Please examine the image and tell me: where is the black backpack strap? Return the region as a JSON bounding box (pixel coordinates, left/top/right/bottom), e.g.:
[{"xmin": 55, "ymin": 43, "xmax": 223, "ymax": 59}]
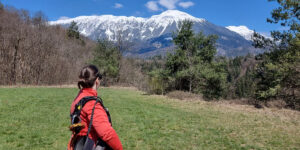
[
  {"xmin": 86, "ymin": 97, "xmax": 112, "ymax": 135},
  {"xmin": 71, "ymin": 96, "xmax": 113, "ymax": 149},
  {"xmin": 71, "ymin": 96, "xmax": 98, "ymax": 120},
  {"xmin": 71, "ymin": 96, "xmax": 112, "ymax": 135},
  {"xmin": 86, "ymin": 99, "xmax": 98, "ymax": 136},
  {"xmin": 73, "ymin": 96, "xmax": 112, "ymax": 133}
]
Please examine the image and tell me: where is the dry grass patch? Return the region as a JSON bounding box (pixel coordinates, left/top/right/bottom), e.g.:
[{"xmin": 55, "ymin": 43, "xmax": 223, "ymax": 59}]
[
  {"xmin": 166, "ymin": 90, "xmax": 203, "ymax": 100},
  {"xmin": 104, "ymin": 86, "xmax": 139, "ymax": 90},
  {"xmin": 160, "ymin": 91, "xmax": 300, "ymax": 124}
]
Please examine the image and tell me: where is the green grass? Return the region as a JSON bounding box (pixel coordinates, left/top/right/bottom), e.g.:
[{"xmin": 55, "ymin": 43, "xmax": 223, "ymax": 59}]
[{"xmin": 0, "ymin": 87, "xmax": 299, "ymax": 150}]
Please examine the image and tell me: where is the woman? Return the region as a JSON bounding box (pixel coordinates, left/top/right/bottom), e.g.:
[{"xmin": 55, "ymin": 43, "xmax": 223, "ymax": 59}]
[{"xmin": 68, "ymin": 65, "xmax": 123, "ymax": 150}]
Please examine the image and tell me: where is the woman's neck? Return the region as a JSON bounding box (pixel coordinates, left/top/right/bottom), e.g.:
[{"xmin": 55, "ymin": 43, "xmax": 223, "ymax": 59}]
[{"xmin": 92, "ymin": 84, "xmax": 97, "ymax": 90}]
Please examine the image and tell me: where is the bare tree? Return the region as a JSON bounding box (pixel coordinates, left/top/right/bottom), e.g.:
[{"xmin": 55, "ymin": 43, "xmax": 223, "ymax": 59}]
[{"xmin": 0, "ymin": 6, "xmax": 95, "ymax": 85}]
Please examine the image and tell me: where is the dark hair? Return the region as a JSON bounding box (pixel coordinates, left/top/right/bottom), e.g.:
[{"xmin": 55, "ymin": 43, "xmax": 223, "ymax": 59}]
[{"xmin": 77, "ymin": 65, "xmax": 102, "ymax": 89}]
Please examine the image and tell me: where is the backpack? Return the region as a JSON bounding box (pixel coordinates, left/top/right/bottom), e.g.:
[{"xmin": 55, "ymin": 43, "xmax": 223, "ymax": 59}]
[{"xmin": 69, "ymin": 96, "xmax": 112, "ymax": 150}]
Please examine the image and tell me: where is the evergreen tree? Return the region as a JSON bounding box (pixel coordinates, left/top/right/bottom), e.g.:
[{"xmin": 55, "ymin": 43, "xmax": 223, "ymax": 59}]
[
  {"xmin": 195, "ymin": 62, "xmax": 227, "ymax": 99},
  {"xmin": 253, "ymin": 0, "xmax": 299, "ymax": 109},
  {"xmin": 173, "ymin": 20, "xmax": 194, "ymax": 50},
  {"xmin": 148, "ymin": 69, "xmax": 171, "ymax": 95},
  {"xmin": 163, "ymin": 20, "xmax": 226, "ymax": 99},
  {"xmin": 92, "ymin": 39, "xmax": 120, "ymax": 85},
  {"xmin": 193, "ymin": 33, "xmax": 217, "ymax": 63},
  {"xmin": 67, "ymin": 21, "xmax": 80, "ymax": 39}
]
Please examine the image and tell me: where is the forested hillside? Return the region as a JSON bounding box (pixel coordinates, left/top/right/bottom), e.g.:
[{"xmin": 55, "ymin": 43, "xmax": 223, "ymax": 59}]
[{"xmin": 0, "ymin": 4, "xmax": 95, "ymax": 85}]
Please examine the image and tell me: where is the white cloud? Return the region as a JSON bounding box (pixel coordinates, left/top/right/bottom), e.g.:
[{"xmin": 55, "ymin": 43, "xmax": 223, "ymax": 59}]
[
  {"xmin": 145, "ymin": 1, "xmax": 160, "ymax": 11},
  {"xmin": 146, "ymin": 0, "xmax": 194, "ymax": 11},
  {"xmin": 158, "ymin": 0, "xmax": 179, "ymax": 9},
  {"xmin": 58, "ymin": 16, "xmax": 70, "ymax": 20},
  {"xmin": 114, "ymin": 3, "xmax": 123, "ymax": 9},
  {"xmin": 178, "ymin": 1, "xmax": 194, "ymax": 8}
]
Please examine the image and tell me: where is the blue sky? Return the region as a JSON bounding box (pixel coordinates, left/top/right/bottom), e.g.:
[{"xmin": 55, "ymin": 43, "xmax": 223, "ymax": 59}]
[{"xmin": 2, "ymin": 0, "xmax": 281, "ymax": 33}]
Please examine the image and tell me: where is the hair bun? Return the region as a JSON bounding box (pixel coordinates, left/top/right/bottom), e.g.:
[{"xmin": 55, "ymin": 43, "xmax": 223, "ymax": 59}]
[
  {"xmin": 83, "ymin": 69, "xmax": 90, "ymax": 79},
  {"xmin": 78, "ymin": 78, "xmax": 85, "ymax": 82},
  {"xmin": 77, "ymin": 65, "xmax": 99, "ymax": 89}
]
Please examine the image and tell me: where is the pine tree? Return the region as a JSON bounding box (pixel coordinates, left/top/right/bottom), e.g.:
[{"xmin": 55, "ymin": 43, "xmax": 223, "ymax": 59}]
[
  {"xmin": 92, "ymin": 39, "xmax": 120, "ymax": 86},
  {"xmin": 164, "ymin": 20, "xmax": 226, "ymax": 99},
  {"xmin": 67, "ymin": 21, "xmax": 80, "ymax": 39},
  {"xmin": 253, "ymin": 0, "xmax": 299, "ymax": 109}
]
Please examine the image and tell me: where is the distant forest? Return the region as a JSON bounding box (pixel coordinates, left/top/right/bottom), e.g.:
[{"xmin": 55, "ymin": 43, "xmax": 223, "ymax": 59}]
[{"xmin": 0, "ymin": 0, "xmax": 299, "ymax": 110}]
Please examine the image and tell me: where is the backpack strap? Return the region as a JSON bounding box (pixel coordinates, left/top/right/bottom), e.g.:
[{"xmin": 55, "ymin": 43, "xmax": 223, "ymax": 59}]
[
  {"xmin": 70, "ymin": 96, "xmax": 112, "ymax": 134},
  {"xmin": 86, "ymin": 99, "xmax": 98, "ymax": 136},
  {"xmin": 86, "ymin": 96, "xmax": 112, "ymax": 136},
  {"xmin": 72, "ymin": 96, "xmax": 99, "ymax": 119},
  {"xmin": 70, "ymin": 96, "xmax": 112, "ymax": 150}
]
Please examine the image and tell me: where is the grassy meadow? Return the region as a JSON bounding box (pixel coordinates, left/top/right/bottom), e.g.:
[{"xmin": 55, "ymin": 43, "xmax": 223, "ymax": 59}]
[{"xmin": 0, "ymin": 87, "xmax": 299, "ymax": 150}]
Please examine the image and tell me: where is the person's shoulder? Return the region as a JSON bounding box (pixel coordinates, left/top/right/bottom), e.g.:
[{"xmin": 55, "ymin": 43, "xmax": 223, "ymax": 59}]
[{"xmin": 82, "ymin": 98, "xmax": 104, "ymax": 112}]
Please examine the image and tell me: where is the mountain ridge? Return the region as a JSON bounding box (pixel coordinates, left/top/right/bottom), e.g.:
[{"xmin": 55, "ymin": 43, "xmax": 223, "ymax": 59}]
[
  {"xmin": 50, "ymin": 10, "xmax": 261, "ymax": 57},
  {"xmin": 50, "ymin": 10, "xmax": 206, "ymax": 41}
]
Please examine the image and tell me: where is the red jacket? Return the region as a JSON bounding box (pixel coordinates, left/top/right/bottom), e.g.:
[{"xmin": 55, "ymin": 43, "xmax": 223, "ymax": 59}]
[{"xmin": 68, "ymin": 88, "xmax": 123, "ymax": 150}]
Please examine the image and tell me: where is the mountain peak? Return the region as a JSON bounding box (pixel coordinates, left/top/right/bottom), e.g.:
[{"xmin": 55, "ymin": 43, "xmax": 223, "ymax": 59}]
[
  {"xmin": 226, "ymin": 25, "xmax": 254, "ymax": 41},
  {"xmin": 151, "ymin": 10, "xmax": 205, "ymax": 22},
  {"xmin": 150, "ymin": 10, "xmax": 205, "ymax": 22}
]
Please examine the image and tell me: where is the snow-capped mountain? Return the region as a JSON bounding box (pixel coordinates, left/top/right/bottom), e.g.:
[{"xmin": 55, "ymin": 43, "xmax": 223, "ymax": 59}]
[
  {"xmin": 226, "ymin": 26, "xmax": 254, "ymax": 41},
  {"xmin": 50, "ymin": 10, "xmax": 205, "ymax": 41},
  {"xmin": 50, "ymin": 10, "xmax": 261, "ymax": 57},
  {"xmin": 226, "ymin": 25, "xmax": 272, "ymax": 41}
]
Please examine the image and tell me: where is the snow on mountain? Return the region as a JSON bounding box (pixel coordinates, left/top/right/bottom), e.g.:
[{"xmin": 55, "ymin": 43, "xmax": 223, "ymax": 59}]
[
  {"xmin": 50, "ymin": 10, "xmax": 205, "ymax": 41},
  {"xmin": 226, "ymin": 25, "xmax": 254, "ymax": 41},
  {"xmin": 50, "ymin": 10, "xmax": 261, "ymax": 57}
]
